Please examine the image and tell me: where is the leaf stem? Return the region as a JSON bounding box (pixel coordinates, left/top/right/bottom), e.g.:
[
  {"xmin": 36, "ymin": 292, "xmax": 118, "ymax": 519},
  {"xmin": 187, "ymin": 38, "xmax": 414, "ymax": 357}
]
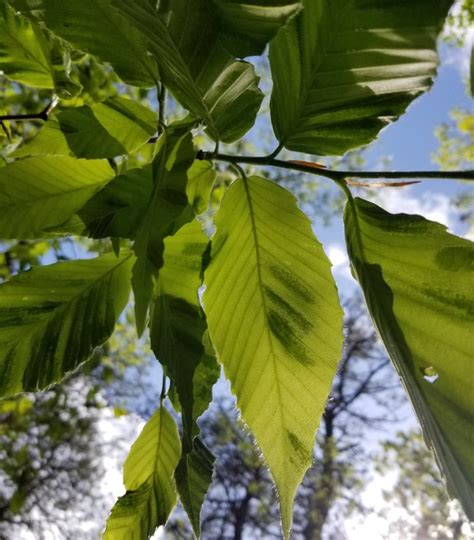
[{"xmin": 197, "ymin": 151, "xmax": 474, "ymax": 183}]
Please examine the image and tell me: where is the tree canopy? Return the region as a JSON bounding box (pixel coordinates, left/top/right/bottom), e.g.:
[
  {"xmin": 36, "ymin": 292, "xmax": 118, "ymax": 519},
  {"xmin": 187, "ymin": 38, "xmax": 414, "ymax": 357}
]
[{"xmin": 0, "ymin": 1, "xmax": 473, "ymax": 538}]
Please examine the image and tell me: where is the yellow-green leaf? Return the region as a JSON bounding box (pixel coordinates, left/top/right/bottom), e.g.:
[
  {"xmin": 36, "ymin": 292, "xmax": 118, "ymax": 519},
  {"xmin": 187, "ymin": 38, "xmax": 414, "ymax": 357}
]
[
  {"xmin": 344, "ymin": 197, "xmax": 474, "ymax": 519},
  {"xmin": 0, "ymin": 156, "xmax": 114, "ymax": 238},
  {"xmin": 203, "ymin": 176, "xmax": 343, "ymax": 536},
  {"xmin": 104, "ymin": 406, "xmax": 181, "ymax": 539},
  {"xmin": 0, "ymin": 252, "xmax": 133, "ymax": 397}
]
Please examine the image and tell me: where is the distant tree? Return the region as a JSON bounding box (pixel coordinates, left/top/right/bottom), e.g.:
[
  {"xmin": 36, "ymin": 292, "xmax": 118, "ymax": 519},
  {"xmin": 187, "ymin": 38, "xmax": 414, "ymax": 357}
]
[
  {"xmin": 0, "ymin": 374, "xmax": 108, "ymax": 539},
  {"xmin": 376, "ymin": 430, "xmax": 473, "ymax": 540}
]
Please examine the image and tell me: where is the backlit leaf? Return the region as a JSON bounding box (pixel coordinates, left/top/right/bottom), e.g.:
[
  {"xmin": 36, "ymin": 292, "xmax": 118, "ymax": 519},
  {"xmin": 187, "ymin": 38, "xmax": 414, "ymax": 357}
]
[
  {"xmin": 9, "ymin": 0, "xmax": 158, "ymax": 87},
  {"xmin": 270, "ymin": 0, "xmax": 454, "ymax": 155},
  {"xmin": 0, "ymin": 252, "xmax": 133, "ymax": 397},
  {"xmin": 104, "ymin": 406, "xmax": 181, "ymax": 539},
  {"xmin": 0, "ymin": 156, "xmax": 114, "ymax": 238},
  {"xmin": 175, "ymin": 438, "xmax": 215, "ymax": 537},
  {"xmin": 211, "ymin": 0, "xmax": 302, "ymax": 57},
  {"xmin": 13, "ymin": 97, "xmax": 156, "ymax": 159},
  {"xmin": 0, "ymin": 0, "xmax": 53, "ymax": 88},
  {"xmin": 113, "ymin": 0, "xmax": 263, "ymax": 142},
  {"xmin": 344, "ymin": 198, "xmax": 474, "ymax": 519},
  {"xmin": 203, "ymin": 176, "xmax": 343, "ymax": 536},
  {"xmin": 131, "ymin": 131, "xmax": 195, "ymax": 335}
]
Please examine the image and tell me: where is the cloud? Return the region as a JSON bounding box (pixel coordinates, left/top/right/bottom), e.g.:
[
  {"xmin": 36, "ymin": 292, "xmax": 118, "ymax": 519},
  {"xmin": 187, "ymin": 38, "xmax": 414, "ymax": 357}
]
[
  {"xmin": 375, "ymin": 189, "xmax": 455, "ymax": 231},
  {"xmin": 327, "ymin": 243, "xmax": 357, "ymax": 287}
]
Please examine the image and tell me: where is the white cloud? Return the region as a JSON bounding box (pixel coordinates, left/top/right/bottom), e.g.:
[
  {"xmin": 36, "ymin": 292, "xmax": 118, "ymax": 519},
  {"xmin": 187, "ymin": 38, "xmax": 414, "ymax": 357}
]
[
  {"xmin": 375, "ymin": 189, "xmax": 455, "ymax": 231},
  {"xmin": 326, "ymin": 243, "xmax": 356, "ymax": 287},
  {"xmin": 327, "ymin": 245, "xmax": 348, "ymax": 267}
]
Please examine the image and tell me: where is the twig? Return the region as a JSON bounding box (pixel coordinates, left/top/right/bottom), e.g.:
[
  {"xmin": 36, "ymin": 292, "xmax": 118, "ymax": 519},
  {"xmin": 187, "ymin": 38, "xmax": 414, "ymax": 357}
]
[
  {"xmin": 197, "ymin": 150, "xmax": 474, "ymax": 183},
  {"xmin": 0, "ymin": 95, "xmax": 59, "ymax": 122}
]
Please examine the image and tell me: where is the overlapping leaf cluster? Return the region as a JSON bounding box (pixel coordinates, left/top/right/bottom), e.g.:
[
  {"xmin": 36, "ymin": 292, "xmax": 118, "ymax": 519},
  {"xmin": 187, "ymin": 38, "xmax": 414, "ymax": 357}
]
[{"xmin": 0, "ymin": 0, "xmax": 472, "ymax": 538}]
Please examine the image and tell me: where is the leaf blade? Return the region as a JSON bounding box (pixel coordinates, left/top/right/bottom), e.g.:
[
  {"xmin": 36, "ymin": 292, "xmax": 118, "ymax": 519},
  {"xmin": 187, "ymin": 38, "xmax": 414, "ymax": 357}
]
[
  {"xmin": 13, "ymin": 97, "xmax": 157, "ymax": 159},
  {"xmin": 9, "ymin": 0, "xmax": 158, "ymax": 87},
  {"xmin": 0, "ymin": 156, "xmax": 114, "ymax": 239},
  {"xmin": 270, "ymin": 0, "xmax": 454, "ymax": 155},
  {"xmin": 0, "ymin": 252, "xmax": 133, "ymax": 397},
  {"xmin": 344, "ymin": 198, "xmax": 474, "ymax": 519},
  {"xmin": 104, "ymin": 406, "xmax": 181, "ymax": 539},
  {"xmin": 203, "ymin": 176, "xmax": 343, "ymax": 536}
]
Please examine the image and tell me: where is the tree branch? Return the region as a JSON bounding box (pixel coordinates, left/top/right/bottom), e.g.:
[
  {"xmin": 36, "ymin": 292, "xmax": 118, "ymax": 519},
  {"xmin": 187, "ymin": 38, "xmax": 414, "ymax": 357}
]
[
  {"xmin": 0, "ymin": 96, "xmax": 59, "ymax": 122},
  {"xmin": 197, "ymin": 150, "xmax": 474, "ymax": 184}
]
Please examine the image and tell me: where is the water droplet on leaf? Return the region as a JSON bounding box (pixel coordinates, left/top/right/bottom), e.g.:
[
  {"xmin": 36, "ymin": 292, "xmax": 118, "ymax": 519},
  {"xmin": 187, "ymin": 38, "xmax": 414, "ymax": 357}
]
[{"xmin": 421, "ymin": 366, "xmax": 439, "ymax": 384}]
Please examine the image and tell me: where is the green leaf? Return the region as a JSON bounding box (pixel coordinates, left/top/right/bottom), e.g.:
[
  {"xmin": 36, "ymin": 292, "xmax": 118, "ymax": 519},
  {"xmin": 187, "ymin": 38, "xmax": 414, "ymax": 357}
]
[
  {"xmin": 113, "ymin": 0, "xmax": 263, "ymax": 143},
  {"xmin": 211, "ymin": 0, "xmax": 302, "ymax": 57},
  {"xmin": 13, "ymin": 97, "xmax": 156, "ymax": 159},
  {"xmin": 175, "ymin": 438, "xmax": 215, "ymax": 538},
  {"xmin": 186, "ymin": 161, "xmax": 216, "ymax": 216},
  {"xmin": 269, "ymin": 0, "xmax": 454, "ymax": 155},
  {"xmin": 203, "ymin": 176, "xmax": 343, "ymax": 536},
  {"xmin": 150, "ymin": 220, "xmax": 216, "ymax": 447},
  {"xmin": 10, "ymin": 0, "xmax": 158, "ymax": 87},
  {"xmin": 0, "ymin": 0, "xmax": 53, "ymax": 88},
  {"xmin": 0, "ymin": 252, "xmax": 133, "ymax": 397},
  {"xmin": 344, "ymin": 198, "xmax": 474, "ymax": 519},
  {"xmin": 132, "ymin": 131, "xmax": 195, "ymax": 335},
  {"xmin": 0, "ymin": 156, "xmax": 114, "ymax": 238},
  {"xmin": 56, "ymin": 157, "xmax": 211, "ymax": 240},
  {"xmin": 60, "ymin": 165, "xmax": 154, "ymax": 239},
  {"xmin": 104, "ymin": 406, "xmax": 181, "ymax": 540},
  {"xmin": 150, "ymin": 221, "xmax": 218, "ymax": 534}
]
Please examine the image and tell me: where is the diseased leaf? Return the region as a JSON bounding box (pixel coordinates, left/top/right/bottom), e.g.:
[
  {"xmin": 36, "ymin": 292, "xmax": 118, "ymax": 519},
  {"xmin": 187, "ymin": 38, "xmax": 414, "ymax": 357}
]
[
  {"xmin": 9, "ymin": 0, "xmax": 158, "ymax": 87},
  {"xmin": 0, "ymin": 252, "xmax": 133, "ymax": 397},
  {"xmin": 270, "ymin": 0, "xmax": 454, "ymax": 155},
  {"xmin": 203, "ymin": 176, "xmax": 343, "ymax": 536},
  {"xmin": 104, "ymin": 407, "xmax": 181, "ymax": 539},
  {"xmin": 344, "ymin": 198, "xmax": 474, "ymax": 520},
  {"xmin": 113, "ymin": 0, "xmax": 263, "ymax": 142},
  {"xmin": 175, "ymin": 438, "xmax": 215, "ymax": 537},
  {"xmin": 132, "ymin": 131, "xmax": 195, "ymax": 335},
  {"xmin": 13, "ymin": 97, "xmax": 156, "ymax": 159},
  {"xmin": 0, "ymin": 156, "xmax": 114, "ymax": 238}
]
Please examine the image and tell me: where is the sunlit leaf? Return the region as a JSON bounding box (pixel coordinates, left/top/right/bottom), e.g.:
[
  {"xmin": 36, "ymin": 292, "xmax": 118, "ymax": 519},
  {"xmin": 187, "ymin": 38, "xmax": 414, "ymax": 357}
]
[
  {"xmin": 132, "ymin": 131, "xmax": 195, "ymax": 335},
  {"xmin": 13, "ymin": 97, "xmax": 156, "ymax": 159},
  {"xmin": 150, "ymin": 220, "xmax": 219, "ymax": 533},
  {"xmin": 113, "ymin": 0, "xmax": 263, "ymax": 142},
  {"xmin": 211, "ymin": 0, "xmax": 302, "ymax": 57},
  {"xmin": 270, "ymin": 0, "xmax": 454, "ymax": 155},
  {"xmin": 0, "ymin": 252, "xmax": 133, "ymax": 397},
  {"xmin": 203, "ymin": 176, "xmax": 343, "ymax": 536},
  {"xmin": 345, "ymin": 197, "xmax": 474, "ymax": 519},
  {"xmin": 0, "ymin": 156, "xmax": 114, "ymax": 238},
  {"xmin": 175, "ymin": 438, "xmax": 215, "ymax": 537},
  {"xmin": 0, "ymin": 0, "xmax": 53, "ymax": 88},
  {"xmin": 104, "ymin": 406, "xmax": 181, "ymax": 539},
  {"xmin": 151, "ymin": 220, "xmax": 216, "ymax": 447},
  {"xmin": 10, "ymin": 0, "xmax": 158, "ymax": 87},
  {"xmin": 186, "ymin": 161, "xmax": 216, "ymax": 216}
]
